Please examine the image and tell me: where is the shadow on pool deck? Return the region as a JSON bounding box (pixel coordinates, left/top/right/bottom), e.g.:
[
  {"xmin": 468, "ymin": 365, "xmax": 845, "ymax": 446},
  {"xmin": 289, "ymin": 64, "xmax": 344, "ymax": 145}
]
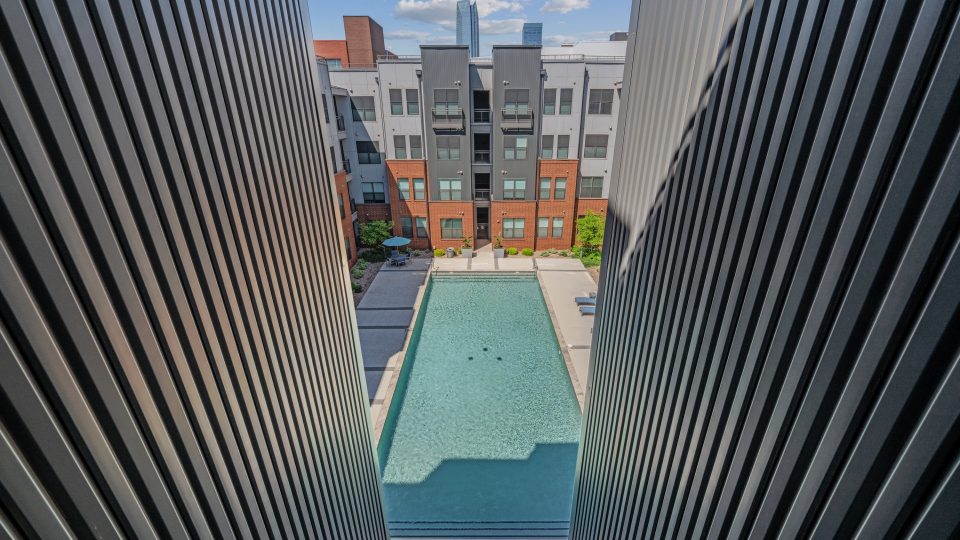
[{"xmin": 384, "ymin": 442, "xmax": 578, "ymax": 537}]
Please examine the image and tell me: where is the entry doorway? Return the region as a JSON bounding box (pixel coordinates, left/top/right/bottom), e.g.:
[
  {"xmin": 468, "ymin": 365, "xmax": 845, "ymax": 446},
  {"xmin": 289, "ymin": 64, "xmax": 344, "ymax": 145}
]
[{"xmin": 476, "ymin": 207, "xmax": 490, "ymax": 245}]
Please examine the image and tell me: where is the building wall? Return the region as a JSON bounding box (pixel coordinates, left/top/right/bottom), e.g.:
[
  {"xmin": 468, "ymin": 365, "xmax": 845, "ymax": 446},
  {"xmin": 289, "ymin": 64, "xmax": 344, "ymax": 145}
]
[
  {"xmin": 386, "ymin": 160, "xmax": 431, "ymax": 249},
  {"xmin": 313, "ymin": 39, "xmax": 350, "ymax": 66},
  {"xmin": 428, "ymin": 201, "xmax": 475, "ymax": 250},
  {"xmin": 421, "ymin": 46, "xmax": 473, "ymax": 199},
  {"xmin": 542, "ymin": 61, "xmax": 587, "ymax": 159},
  {"xmin": 378, "ymin": 61, "xmax": 425, "ymax": 160},
  {"xmin": 334, "ymin": 171, "xmax": 359, "ymax": 266},
  {"xmin": 535, "ymin": 160, "xmax": 580, "ymax": 250},
  {"xmin": 0, "ymin": 0, "xmax": 387, "ymax": 538},
  {"xmin": 573, "ymin": 0, "xmax": 960, "ymax": 539},
  {"xmin": 330, "ymin": 70, "xmax": 387, "ymax": 204},
  {"xmin": 490, "ymin": 201, "xmax": 538, "ymax": 250},
  {"xmin": 492, "ymin": 46, "xmax": 542, "ymax": 201},
  {"xmin": 578, "ymin": 61, "xmax": 622, "ymax": 198},
  {"xmin": 344, "ymin": 16, "xmax": 387, "ymax": 67}
]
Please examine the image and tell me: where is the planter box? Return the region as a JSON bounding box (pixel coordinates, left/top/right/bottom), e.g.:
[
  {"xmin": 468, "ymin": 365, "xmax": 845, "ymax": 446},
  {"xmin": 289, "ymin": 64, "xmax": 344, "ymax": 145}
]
[
  {"xmin": 461, "ymin": 248, "xmax": 473, "ymax": 258},
  {"xmin": 493, "ymin": 248, "xmax": 505, "ymax": 258}
]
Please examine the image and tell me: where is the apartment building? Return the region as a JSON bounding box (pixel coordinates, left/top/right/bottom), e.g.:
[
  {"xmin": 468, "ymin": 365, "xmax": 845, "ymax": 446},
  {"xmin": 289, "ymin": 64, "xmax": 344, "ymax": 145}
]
[{"xmin": 317, "ymin": 40, "xmax": 625, "ymax": 256}]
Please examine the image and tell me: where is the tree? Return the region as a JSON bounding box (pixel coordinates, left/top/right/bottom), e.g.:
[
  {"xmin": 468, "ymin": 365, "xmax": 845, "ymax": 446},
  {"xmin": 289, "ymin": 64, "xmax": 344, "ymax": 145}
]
[
  {"xmin": 359, "ymin": 220, "xmax": 393, "ymax": 248},
  {"xmin": 576, "ymin": 211, "xmax": 605, "ymax": 253}
]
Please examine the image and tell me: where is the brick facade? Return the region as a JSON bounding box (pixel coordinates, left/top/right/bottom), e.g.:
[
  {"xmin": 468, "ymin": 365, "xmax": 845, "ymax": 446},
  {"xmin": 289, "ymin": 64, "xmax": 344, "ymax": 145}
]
[
  {"xmin": 386, "ymin": 160, "xmax": 431, "ymax": 249},
  {"xmin": 429, "ymin": 201, "xmax": 475, "ymax": 251},
  {"xmin": 574, "ymin": 198, "xmax": 608, "ymax": 248},
  {"xmin": 313, "ymin": 40, "xmax": 350, "ymax": 66},
  {"xmin": 343, "ymin": 16, "xmax": 387, "ymax": 67},
  {"xmin": 333, "ymin": 171, "xmax": 358, "ymax": 266},
  {"xmin": 356, "ymin": 203, "xmax": 391, "ymax": 223},
  {"xmin": 535, "ymin": 160, "xmax": 579, "ymax": 250},
  {"xmin": 491, "ymin": 201, "xmax": 538, "ymax": 251}
]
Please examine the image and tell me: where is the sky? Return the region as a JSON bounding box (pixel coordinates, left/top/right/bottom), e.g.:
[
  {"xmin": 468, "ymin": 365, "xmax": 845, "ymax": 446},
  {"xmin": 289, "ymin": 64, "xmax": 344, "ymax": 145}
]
[{"xmin": 307, "ymin": 0, "xmax": 630, "ymax": 56}]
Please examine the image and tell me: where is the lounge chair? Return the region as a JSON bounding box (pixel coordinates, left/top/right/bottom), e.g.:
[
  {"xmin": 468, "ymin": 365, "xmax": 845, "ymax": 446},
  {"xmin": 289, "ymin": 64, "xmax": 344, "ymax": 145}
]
[
  {"xmin": 575, "ymin": 296, "xmax": 596, "ymax": 305},
  {"xmin": 580, "ymin": 305, "xmax": 596, "ymax": 315}
]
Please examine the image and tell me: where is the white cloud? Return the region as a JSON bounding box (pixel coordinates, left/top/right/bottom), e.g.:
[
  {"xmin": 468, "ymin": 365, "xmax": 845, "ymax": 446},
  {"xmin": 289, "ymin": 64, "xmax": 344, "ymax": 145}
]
[
  {"xmin": 541, "ymin": 0, "xmax": 589, "ymax": 14},
  {"xmin": 385, "ymin": 30, "xmax": 434, "ymax": 41},
  {"xmin": 543, "ymin": 30, "xmax": 616, "ymax": 45},
  {"xmin": 395, "ymin": 0, "xmax": 525, "ymax": 31},
  {"xmin": 479, "ymin": 18, "xmax": 526, "ymax": 34}
]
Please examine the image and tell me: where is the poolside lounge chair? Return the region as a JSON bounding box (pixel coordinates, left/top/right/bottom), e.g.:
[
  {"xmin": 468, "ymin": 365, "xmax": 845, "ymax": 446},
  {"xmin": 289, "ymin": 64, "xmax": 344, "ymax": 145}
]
[
  {"xmin": 580, "ymin": 305, "xmax": 596, "ymax": 315},
  {"xmin": 575, "ymin": 296, "xmax": 597, "ymax": 305}
]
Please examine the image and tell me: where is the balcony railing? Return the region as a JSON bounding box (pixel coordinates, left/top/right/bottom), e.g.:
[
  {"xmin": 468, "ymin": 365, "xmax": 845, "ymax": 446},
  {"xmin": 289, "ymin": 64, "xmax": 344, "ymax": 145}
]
[
  {"xmin": 474, "ymin": 189, "xmax": 491, "ymax": 201},
  {"xmin": 335, "ymin": 114, "xmax": 345, "ymax": 132},
  {"xmin": 343, "ymin": 160, "xmax": 352, "ymax": 173},
  {"xmin": 431, "ymin": 105, "xmax": 464, "ymax": 130},
  {"xmin": 473, "ymin": 108, "xmax": 491, "ymax": 123},
  {"xmin": 473, "ymin": 150, "xmax": 490, "ymax": 163},
  {"xmin": 500, "ymin": 107, "xmax": 534, "ymax": 130}
]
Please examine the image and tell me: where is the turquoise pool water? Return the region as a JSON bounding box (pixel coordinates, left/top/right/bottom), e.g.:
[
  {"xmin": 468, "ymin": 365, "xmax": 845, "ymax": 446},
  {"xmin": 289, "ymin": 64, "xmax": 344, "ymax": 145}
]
[{"xmin": 378, "ymin": 273, "xmax": 582, "ymax": 537}]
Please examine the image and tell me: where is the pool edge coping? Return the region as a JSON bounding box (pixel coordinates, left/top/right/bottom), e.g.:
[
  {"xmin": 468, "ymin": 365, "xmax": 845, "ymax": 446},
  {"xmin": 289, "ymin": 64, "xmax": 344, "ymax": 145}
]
[{"xmin": 536, "ymin": 270, "xmax": 587, "ymax": 410}]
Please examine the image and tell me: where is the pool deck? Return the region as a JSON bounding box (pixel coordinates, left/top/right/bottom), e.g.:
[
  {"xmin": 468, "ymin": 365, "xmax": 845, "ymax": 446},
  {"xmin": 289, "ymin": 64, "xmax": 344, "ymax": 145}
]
[{"xmin": 358, "ymin": 250, "xmax": 597, "ymax": 442}]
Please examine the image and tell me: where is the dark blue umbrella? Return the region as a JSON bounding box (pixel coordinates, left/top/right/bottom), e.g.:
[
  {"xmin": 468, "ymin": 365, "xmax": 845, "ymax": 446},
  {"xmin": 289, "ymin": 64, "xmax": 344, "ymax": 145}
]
[{"xmin": 382, "ymin": 236, "xmax": 411, "ymax": 247}]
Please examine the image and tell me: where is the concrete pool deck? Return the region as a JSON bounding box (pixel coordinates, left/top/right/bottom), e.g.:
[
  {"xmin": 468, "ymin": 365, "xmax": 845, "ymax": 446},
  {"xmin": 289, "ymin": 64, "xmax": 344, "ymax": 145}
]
[{"xmin": 357, "ymin": 252, "xmax": 598, "ymax": 440}]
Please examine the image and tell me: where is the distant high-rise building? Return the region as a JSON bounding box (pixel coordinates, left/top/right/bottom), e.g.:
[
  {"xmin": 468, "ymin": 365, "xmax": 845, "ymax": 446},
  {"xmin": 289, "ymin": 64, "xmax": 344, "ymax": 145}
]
[
  {"xmin": 609, "ymin": 31, "xmax": 628, "ymax": 41},
  {"xmin": 522, "ymin": 23, "xmax": 543, "ymax": 45},
  {"xmin": 456, "ymin": 0, "xmax": 480, "ymax": 56}
]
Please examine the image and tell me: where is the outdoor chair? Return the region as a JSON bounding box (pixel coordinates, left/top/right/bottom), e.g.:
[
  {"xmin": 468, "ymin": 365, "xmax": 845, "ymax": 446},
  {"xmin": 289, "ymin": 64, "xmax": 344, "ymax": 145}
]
[
  {"xmin": 580, "ymin": 305, "xmax": 596, "ymax": 315},
  {"xmin": 575, "ymin": 297, "xmax": 597, "ymax": 305}
]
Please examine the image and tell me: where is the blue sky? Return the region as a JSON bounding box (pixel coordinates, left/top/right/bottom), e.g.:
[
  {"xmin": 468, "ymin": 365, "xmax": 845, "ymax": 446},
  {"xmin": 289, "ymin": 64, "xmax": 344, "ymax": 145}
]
[{"xmin": 307, "ymin": 0, "xmax": 630, "ymax": 56}]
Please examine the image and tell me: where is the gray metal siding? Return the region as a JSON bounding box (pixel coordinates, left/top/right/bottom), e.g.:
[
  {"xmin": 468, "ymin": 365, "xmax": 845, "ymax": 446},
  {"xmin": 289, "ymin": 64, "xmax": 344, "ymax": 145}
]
[
  {"xmin": 421, "ymin": 47, "xmax": 472, "ymax": 199},
  {"xmin": 573, "ymin": 0, "xmax": 960, "ymax": 538},
  {"xmin": 0, "ymin": 0, "xmax": 387, "ymax": 538},
  {"xmin": 492, "ymin": 46, "xmax": 542, "ymax": 200}
]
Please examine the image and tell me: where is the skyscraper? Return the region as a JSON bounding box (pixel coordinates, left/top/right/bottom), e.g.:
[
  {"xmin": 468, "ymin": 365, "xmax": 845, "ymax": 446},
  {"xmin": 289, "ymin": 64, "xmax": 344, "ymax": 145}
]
[
  {"xmin": 522, "ymin": 22, "xmax": 543, "ymax": 45},
  {"xmin": 456, "ymin": 0, "xmax": 480, "ymax": 57}
]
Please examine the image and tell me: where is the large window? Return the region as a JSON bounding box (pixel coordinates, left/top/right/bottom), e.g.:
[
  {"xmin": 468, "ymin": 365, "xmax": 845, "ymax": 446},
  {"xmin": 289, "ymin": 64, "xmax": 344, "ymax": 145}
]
[
  {"xmin": 416, "ymin": 216, "xmax": 428, "ymax": 238},
  {"xmin": 406, "ymin": 89, "xmax": 420, "ymax": 115},
  {"xmin": 503, "ymin": 179, "xmax": 526, "ymax": 200},
  {"xmin": 552, "ymin": 217, "xmax": 564, "ymax": 238},
  {"xmin": 351, "ymin": 96, "xmax": 376, "ymax": 121},
  {"xmin": 554, "ymin": 178, "xmax": 567, "ymax": 200},
  {"xmin": 543, "ymin": 89, "xmax": 556, "ymax": 115},
  {"xmin": 389, "ymin": 89, "xmax": 403, "ymax": 115},
  {"xmin": 400, "ymin": 216, "xmax": 414, "ymax": 237},
  {"xmin": 434, "ymin": 89, "xmax": 459, "ymax": 112},
  {"xmin": 539, "ymin": 178, "xmax": 551, "ymax": 200},
  {"xmin": 557, "ymin": 135, "xmax": 570, "ymax": 158},
  {"xmin": 503, "ymin": 218, "xmax": 525, "ymax": 238},
  {"xmin": 504, "ymin": 89, "xmax": 530, "ymax": 114},
  {"xmin": 410, "ymin": 135, "xmax": 423, "ymax": 159},
  {"xmin": 559, "ymin": 88, "xmax": 573, "ymax": 114},
  {"xmin": 440, "ymin": 218, "xmax": 463, "ymax": 239},
  {"xmin": 362, "ymin": 182, "xmax": 385, "ymax": 203},
  {"xmin": 583, "ymin": 134, "xmax": 609, "ymax": 158},
  {"xmin": 541, "ymin": 135, "xmax": 553, "ymax": 159},
  {"xmin": 398, "ymin": 178, "xmax": 410, "ymax": 201},
  {"xmin": 356, "ymin": 140, "xmax": 381, "ymax": 164},
  {"xmin": 413, "ymin": 178, "xmax": 426, "ymax": 200},
  {"xmin": 437, "ymin": 136, "xmax": 460, "ymax": 160},
  {"xmin": 538, "ymin": 217, "xmax": 549, "ymax": 238},
  {"xmin": 580, "ymin": 176, "xmax": 604, "ymax": 198},
  {"xmin": 394, "ymin": 135, "xmax": 407, "ymax": 159},
  {"xmin": 588, "ymin": 89, "xmax": 614, "ymax": 114},
  {"xmin": 439, "ymin": 179, "xmax": 462, "ymax": 200},
  {"xmin": 504, "ymin": 136, "xmax": 528, "ymax": 160}
]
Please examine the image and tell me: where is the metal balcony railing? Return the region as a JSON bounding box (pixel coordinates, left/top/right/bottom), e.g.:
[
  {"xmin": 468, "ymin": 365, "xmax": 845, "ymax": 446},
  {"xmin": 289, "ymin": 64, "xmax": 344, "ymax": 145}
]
[
  {"xmin": 336, "ymin": 114, "xmax": 345, "ymax": 132},
  {"xmin": 474, "ymin": 189, "xmax": 491, "ymax": 201},
  {"xmin": 500, "ymin": 107, "xmax": 534, "ymax": 130},
  {"xmin": 431, "ymin": 105, "xmax": 464, "ymax": 130},
  {"xmin": 473, "ymin": 108, "xmax": 491, "ymax": 123},
  {"xmin": 473, "ymin": 150, "xmax": 490, "ymax": 163},
  {"xmin": 343, "ymin": 160, "xmax": 352, "ymax": 173}
]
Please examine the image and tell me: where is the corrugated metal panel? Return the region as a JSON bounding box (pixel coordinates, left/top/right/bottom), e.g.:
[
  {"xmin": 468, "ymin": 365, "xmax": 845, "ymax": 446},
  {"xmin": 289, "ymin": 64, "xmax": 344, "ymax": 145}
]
[
  {"xmin": 0, "ymin": 0, "xmax": 387, "ymax": 538},
  {"xmin": 572, "ymin": 0, "xmax": 960, "ymax": 537}
]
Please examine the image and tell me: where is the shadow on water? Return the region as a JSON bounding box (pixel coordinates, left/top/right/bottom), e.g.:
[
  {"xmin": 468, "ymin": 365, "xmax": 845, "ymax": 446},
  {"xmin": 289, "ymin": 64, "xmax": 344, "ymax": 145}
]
[{"xmin": 384, "ymin": 442, "xmax": 579, "ymax": 537}]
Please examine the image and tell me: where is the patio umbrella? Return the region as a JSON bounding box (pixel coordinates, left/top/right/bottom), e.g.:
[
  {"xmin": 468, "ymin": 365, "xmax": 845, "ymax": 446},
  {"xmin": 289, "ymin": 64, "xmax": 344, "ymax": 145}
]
[{"xmin": 382, "ymin": 236, "xmax": 411, "ymax": 248}]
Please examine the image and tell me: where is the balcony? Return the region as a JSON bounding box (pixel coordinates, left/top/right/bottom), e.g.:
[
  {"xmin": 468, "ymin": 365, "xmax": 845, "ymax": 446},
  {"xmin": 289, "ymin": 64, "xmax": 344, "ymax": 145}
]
[
  {"xmin": 473, "ymin": 108, "xmax": 491, "ymax": 123},
  {"xmin": 343, "ymin": 159, "xmax": 352, "ymax": 173},
  {"xmin": 474, "ymin": 150, "xmax": 491, "ymax": 164},
  {"xmin": 474, "ymin": 189, "xmax": 491, "ymax": 201},
  {"xmin": 335, "ymin": 114, "xmax": 346, "ymax": 135},
  {"xmin": 500, "ymin": 107, "xmax": 534, "ymax": 130},
  {"xmin": 431, "ymin": 105, "xmax": 464, "ymax": 130}
]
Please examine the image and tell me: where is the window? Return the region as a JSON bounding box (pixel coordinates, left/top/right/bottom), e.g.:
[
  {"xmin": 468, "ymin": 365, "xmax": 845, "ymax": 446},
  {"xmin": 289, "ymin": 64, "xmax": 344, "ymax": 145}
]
[
  {"xmin": 440, "ymin": 218, "xmax": 462, "ymax": 239},
  {"xmin": 504, "ymin": 136, "xmax": 528, "ymax": 160},
  {"xmin": 588, "ymin": 89, "xmax": 614, "ymax": 114},
  {"xmin": 391, "ymin": 135, "xmax": 406, "ymax": 159},
  {"xmin": 322, "ymin": 98, "xmax": 330, "ymax": 123},
  {"xmin": 503, "ymin": 179, "xmax": 526, "ymax": 200},
  {"xmin": 434, "ymin": 89, "xmax": 459, "ymax": 112},
  {"xmin": 362, "ymin": 182, "xmax": 385, "ymax": 203},
  {"xmin": 580, "ymin": 176, "xmax": 604, "ymax": 198},
  {"xmin": 539, "ymin": 178, "xmax": 551, "ymax": 200},
  {"xmin": 406, "ymin": 89, "xmax": 420, "ymax": 115},
  {"xmin": 554, "ymin": 178, "xmax": 567, "ymax": 200},
  {"xmin": 329, "ymin": 145, "xmax": 337, "ymax": 171},
  {"xmin": 398, "ymin": 178, "xmax": 410, "ymax": 201},
  {"xmin": 351, "ymin": 96, "xmax": 376, "ymax": 121},
  {"xmin": 413, "ymin": 178, "xmax": 426, "ymax": 200},
  {"xmin": 409, "ymin": 135, "xmax": 423, "ymax": 159},
  {"xmin": 328, "ymin": 59, "xmax": 342, "ymax": 69},
  {"xmin": 503, "ymin": 218, "xmax": 525, "ymax": 238},
  {"xmin": 541, "ymin": 135, "xmax": 553, "ymax": 159},
  {"xmin": 504, "ymin": 89, "xmax": 530, "ymax": 114},
  {"xmin": 559, "ymin": 88, "xmax": 573, "ymax": 114},
  {"xmin": 344, "ymin": 234, "xmax": 351, "ymax": 260},
  {"xmin": 552, "ymin": 217, "xmax": 564, "ymax": 238},
  {"xmin": 356, "ymin": 140, "xmax": 381, "ymax": 164},
  {"xmin": 538, "ymin": 217, "xmax": 549, "ymax": 238},
  {"xmin": 437, "ymin": 136, "xmax": 460, "ymax": 160},
  {"xmin": 583, "ymin": 134, "xmax": 609, "ymax": 158},
  {"xmin": 390, "ymin": 89, "xmax": 403, "ymax": 115},
  {"xmin": 557, "ymin": 135, "xmax": 570, "ymax": 158},
  {"xmin": 416, "ymin": 216, "xmax": 428, "ymax": 238},
  {"xmin": 543, "ymin": 89, "xmax": 556, "ymax": 115},
  {"xmin": 439, "ymin": 179, "xmax": 462, "ymax": 200},
  {"xmin": 400, "ymin": 216, "xmax": 414, "ymax": 237},
  {"xmin": 338, "ymin": 193, "xmax": 345, "ymax": 219}
]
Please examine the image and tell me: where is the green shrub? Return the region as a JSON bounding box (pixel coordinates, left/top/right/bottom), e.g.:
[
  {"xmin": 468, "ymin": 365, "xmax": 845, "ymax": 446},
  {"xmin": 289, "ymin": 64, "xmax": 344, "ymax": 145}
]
[
  {"xmin": 506, "ymin": 247, "xmax": 518, "ymax": 256},
  {"xmin": 411, "ymin": 250, "xmax": 422, "ymax": 257},
  {"xmin": 351, "ymin": 282, "xmax": 363, "ymax": 293},
  {"xmin": 354, "ymin": 259, "xmax": 368, "ymax": 271},
  {"xmin": 521, "ymin": 247, "xmax": 534, "ymax": 256},
  {"xmin": 433, "ymin": 248, "xmax": 445, "ymax": 257},
  {"xmin": 558, "ymin": 250, "xmax": 569, "ymax": 257},
  {"xmin": 359, "ymin": 220, "xmax": 393, "ymax": 248},
  {"xmin": 350, "ymin": 268, "xmax": 364, "ymax": 279},
  {"xmin": 540, "ymin": 251, "xmax": 552, "ymax": 257},
  {"xmin": 580, "ymin": 251, "xmax": 602, "ymax": 267},
  {"xmin": 576, "ymin": 211, "xmax": 605, "ymax": 251},
  {"xmin": 570, "ymin": 245, "xmax": 582, "ymax": 257},
  {"xmin": 360, "ymin": 249, "xmax": 385, "ymax": 262}
]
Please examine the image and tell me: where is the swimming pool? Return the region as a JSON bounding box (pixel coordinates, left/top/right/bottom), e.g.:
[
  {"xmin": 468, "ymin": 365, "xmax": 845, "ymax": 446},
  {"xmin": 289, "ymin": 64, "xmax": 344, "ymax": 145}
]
[{"xmin": 378, "ymin": 273, "xmax": 582, "ymax": 537}]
